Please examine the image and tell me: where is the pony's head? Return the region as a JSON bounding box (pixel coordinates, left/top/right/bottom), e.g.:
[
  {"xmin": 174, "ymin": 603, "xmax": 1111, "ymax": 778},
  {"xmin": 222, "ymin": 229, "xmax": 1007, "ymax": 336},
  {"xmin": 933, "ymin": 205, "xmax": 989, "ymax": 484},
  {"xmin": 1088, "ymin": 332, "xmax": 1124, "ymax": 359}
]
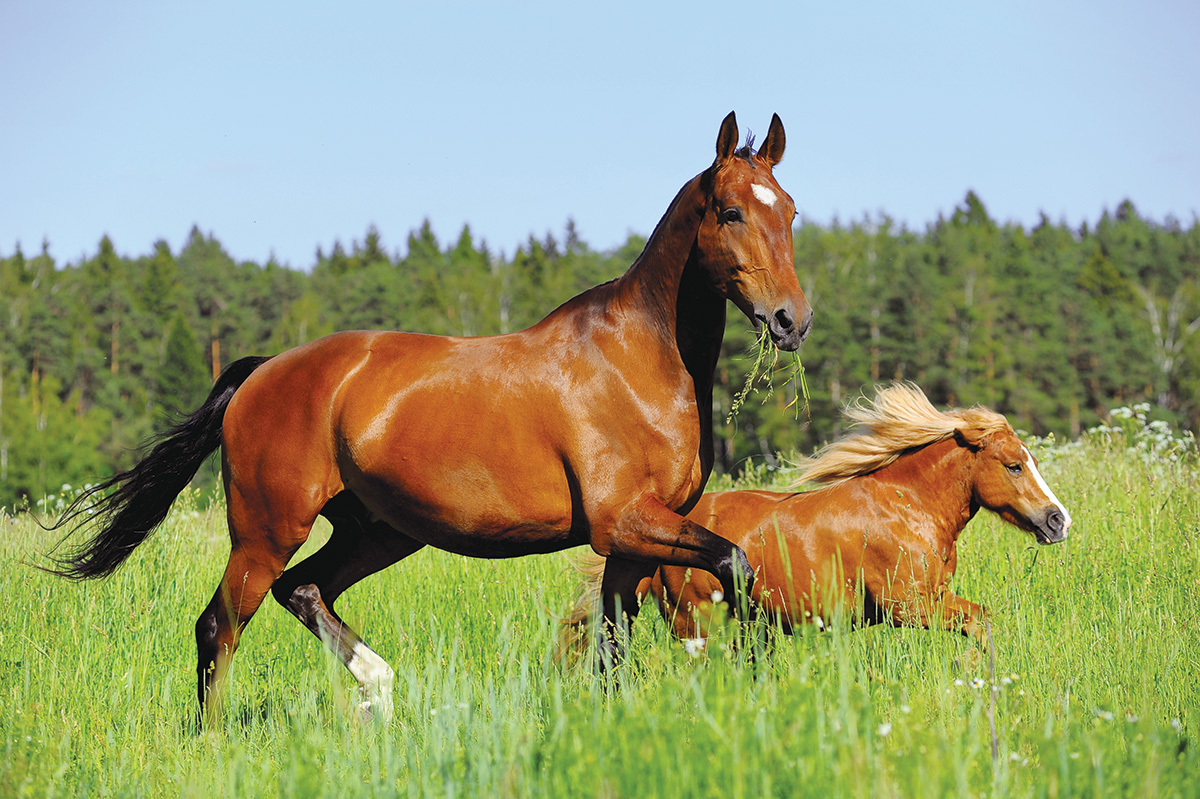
[
  {"xmin": 792, "ymin": 382, "xmax": 1072, "ymax": 545},
  {"xmin": 957, "ymin": 424, "xmax": 1072, "ymax": 544},
  {"xmin": 696, "ymin": 112, "xmax": 812, "ymax": 351}
]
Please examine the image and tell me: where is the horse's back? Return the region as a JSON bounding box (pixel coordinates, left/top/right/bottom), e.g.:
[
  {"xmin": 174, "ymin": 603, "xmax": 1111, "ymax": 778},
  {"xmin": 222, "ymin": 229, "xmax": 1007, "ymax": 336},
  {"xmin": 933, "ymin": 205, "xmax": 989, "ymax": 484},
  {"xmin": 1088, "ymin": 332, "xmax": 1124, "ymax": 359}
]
[{"xmin": 220, "ymin": 329, "xmax": 574, "ymax": 541}]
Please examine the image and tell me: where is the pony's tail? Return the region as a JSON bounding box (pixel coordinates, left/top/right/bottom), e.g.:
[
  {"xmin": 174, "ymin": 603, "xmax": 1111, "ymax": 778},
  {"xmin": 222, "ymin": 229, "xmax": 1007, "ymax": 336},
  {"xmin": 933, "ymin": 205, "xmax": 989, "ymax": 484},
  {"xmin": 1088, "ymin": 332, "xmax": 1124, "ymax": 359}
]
[
  {"xmin": 555, "ymin": 550, "xmax": 608, "ymax": 661},
  {"xmin": 45, "ymin": 356, "xmax": 271, "ymax": 580}
]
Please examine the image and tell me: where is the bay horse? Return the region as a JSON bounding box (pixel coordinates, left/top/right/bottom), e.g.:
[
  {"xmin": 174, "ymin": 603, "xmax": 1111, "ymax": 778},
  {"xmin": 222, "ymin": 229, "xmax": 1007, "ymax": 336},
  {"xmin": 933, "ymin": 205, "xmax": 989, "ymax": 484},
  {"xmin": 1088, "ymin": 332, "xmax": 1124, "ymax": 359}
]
[
  {"xmin": 49, "ymin": 112, "xmax": 812, "ymax": 721},
  {"xmin": 564, "ymin": 383, "xmax": 1071, "ymax": 646}
]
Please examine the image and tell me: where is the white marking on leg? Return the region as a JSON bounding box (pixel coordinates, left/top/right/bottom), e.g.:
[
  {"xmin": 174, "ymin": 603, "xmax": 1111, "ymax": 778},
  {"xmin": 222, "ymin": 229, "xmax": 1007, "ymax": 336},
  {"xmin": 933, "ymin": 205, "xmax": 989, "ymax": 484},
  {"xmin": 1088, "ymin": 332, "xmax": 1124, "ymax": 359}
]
[
  {"xmin": 751, "ymin": 183, "xmax": 778, "ymax": 207},
  {"xmin": 347, "ymin": 641, "xmax": 394, "ymax": 721},
  {"xmin": 1021, "ymin": 446, "xmax": 1072, "ymax": 528}
]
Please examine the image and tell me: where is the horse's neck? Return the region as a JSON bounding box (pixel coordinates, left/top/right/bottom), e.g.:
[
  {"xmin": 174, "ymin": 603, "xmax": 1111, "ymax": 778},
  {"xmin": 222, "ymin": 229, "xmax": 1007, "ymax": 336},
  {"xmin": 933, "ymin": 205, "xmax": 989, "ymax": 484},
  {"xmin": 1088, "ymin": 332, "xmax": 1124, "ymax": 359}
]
[
  {"xmin": 887, "ymin": 440, "xmax": 978, "ymax": 544},
  {"xmin": 614, "ymin": 174, "xmax": 726, "ymax": 373},
  {"xmin": 603, "ymin": 173, "xmax": 723, "ymax": 478}
]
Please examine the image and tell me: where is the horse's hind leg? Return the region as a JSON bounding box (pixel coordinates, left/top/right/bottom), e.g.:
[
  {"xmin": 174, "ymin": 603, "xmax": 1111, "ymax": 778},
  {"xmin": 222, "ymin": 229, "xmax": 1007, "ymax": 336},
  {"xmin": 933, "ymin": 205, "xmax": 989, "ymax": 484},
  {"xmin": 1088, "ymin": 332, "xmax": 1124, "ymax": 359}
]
[
  {"xmin": 195, "ymin": 484, "xmax": 316, "ymax": 725},
  {"xmin": 271, "ymin": 492, "xmax": 424, "ymax": 720},
  {"xmin": 196, "ymin": 542, "xmax": 300, "ymax": 724}
]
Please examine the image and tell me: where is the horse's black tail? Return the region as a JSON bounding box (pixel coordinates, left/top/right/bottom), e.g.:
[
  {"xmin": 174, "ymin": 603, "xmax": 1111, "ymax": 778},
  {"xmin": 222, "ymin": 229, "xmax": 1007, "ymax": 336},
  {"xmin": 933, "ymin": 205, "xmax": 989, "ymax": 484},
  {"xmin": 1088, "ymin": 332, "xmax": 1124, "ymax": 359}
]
[{"xmin": 45, "ymin": 355, "xmax": 272, "ymax": 580}]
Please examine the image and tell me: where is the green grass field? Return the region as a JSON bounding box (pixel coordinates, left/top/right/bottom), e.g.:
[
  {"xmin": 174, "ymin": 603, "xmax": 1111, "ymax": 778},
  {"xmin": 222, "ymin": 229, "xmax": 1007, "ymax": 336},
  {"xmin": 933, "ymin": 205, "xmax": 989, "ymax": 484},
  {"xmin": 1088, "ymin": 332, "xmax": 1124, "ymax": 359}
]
[{"xmin": 3, "ymin": 424, "xmax": 1198, "ymax": 798}]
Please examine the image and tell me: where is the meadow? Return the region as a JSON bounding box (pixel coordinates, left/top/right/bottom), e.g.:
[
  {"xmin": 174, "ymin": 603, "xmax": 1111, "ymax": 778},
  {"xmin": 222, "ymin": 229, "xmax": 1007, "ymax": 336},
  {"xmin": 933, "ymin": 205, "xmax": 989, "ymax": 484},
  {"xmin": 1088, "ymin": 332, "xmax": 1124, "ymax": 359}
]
[{"xmin": 2, "ymin": 414, "xmax": 1198, "ymax": 798}]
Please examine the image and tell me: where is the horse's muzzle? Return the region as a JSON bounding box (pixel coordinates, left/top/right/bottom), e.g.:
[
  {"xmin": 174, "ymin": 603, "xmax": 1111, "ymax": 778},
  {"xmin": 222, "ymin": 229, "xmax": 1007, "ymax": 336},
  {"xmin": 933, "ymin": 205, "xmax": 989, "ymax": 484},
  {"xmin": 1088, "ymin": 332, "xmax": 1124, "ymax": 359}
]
[{"xmin": 756, "ymin": 303, "xmax": 813, "ymax": 352}]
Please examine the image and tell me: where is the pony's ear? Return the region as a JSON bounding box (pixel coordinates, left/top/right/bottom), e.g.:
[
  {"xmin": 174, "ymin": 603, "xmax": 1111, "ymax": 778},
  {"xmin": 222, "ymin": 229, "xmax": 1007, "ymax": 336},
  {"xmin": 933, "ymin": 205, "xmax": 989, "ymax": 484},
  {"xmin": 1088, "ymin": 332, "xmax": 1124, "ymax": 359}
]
[
  {"xmin": 954, "ymin": 426, "xmax": 987, "ymax": 451},
  {"xmin": 715, "ymin": 111, "xmax": 739, "ymax": 161},
  {"xmin": 758, "ymin": 113, "xmax": 786, "ymax": 167}
]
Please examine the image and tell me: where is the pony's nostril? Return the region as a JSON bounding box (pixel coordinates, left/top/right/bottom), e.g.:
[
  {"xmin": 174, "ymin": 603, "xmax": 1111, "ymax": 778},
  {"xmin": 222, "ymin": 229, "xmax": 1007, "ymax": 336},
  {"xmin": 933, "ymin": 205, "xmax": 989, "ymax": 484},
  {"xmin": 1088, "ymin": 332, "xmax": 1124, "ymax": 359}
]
[
  {"xmin": 774, "ymin": 308, "xmax": 794, "ymax": 331},
  {"xmin": 1046, "ymin": 510, "xmax": 1064, "ymax": 533}
]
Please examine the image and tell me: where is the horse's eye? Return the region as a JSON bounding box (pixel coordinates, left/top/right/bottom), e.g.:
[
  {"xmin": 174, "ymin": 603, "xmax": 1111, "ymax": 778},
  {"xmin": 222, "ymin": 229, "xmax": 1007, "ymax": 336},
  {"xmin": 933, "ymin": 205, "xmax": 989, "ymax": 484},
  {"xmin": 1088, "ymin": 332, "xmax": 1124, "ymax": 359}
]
[
  {"xmin": 1006, "ymin": 463, "xmax": 1023, "ymax": 475},
  {"xmin": 723, "ymin": 207, "xmax": 744, "ymax": 224}
]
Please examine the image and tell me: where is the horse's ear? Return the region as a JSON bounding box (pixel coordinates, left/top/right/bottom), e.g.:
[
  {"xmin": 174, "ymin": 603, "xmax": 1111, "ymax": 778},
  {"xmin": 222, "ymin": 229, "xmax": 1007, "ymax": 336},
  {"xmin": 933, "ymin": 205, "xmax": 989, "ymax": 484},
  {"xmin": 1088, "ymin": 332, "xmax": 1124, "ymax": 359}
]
[
  {"xmin": 715, "ymin": 111, "xmax": 739, "ymax": 161},
  {"xmin": 758, "ymin": 113, "xmax": 786, "ymax": 167},
  {"xmin": 954, "ymin": 426, "xmax": 987, "ymax": 452}
]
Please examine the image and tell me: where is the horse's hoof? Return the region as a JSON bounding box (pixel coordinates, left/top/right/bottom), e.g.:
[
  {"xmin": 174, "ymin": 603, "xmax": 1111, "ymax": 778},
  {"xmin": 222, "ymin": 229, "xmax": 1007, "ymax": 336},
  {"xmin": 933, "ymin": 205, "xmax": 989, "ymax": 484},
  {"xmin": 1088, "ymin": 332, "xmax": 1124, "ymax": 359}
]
[{"xmin": 356, "ymin": 695, "xmax": 393, "ymax": 725}]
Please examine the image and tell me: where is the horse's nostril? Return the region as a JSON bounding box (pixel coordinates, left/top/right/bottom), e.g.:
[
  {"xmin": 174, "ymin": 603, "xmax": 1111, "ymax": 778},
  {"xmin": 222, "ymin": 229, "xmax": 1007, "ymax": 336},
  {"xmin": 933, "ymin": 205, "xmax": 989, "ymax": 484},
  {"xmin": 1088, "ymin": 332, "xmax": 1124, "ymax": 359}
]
[
  {"xmin": 1046, "ymin": 510, "xmax": 1064, "ymax": 532},
  {"xmin": 774, "ymin": 308, "xmax": 794, "ymax": 331},
  {"xmin": 798, "ymin": 307, "xmax": 814, "ymax": 340}
]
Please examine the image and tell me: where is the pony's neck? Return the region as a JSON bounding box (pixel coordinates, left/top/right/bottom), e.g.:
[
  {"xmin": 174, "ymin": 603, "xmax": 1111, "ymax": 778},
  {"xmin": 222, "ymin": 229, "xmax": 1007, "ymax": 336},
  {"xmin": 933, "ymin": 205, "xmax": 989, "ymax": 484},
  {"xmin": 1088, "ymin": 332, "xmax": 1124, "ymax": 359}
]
[{"xmin": 882, "ymin": 439, "xmax": 978, "ymax": 546}]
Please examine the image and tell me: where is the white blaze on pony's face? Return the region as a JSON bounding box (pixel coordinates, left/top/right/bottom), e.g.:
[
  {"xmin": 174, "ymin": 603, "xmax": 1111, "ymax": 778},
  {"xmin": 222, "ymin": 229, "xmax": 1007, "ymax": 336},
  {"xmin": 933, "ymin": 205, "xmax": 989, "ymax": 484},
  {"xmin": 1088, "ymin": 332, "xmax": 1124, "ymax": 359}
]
[
  {"xmin": 1020, "ymin": 444, "xmax": 1072, "ymax": 531},
  {"xmin": 972, "ymin": 429, "xmax": 1072, "ymax": 545}
]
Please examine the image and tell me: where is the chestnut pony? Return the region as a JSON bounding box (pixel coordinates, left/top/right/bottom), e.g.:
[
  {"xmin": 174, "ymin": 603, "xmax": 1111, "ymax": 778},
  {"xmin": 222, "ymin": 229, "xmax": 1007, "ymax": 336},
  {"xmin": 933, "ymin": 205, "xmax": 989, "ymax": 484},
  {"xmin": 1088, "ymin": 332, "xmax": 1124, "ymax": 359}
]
[
  {"xmin": 565, "ymin": 383, "xmax": 1071, "ymax": 645},
  {"xmin": 49, "ymin": 112, "xmax": 811, "ymax": 720}
]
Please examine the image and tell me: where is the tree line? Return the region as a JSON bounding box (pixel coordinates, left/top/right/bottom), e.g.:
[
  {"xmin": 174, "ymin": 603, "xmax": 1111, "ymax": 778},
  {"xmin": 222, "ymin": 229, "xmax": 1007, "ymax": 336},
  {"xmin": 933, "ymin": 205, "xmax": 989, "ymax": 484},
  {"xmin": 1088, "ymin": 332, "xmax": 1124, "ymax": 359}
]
[{"xmin": 2, "ymin": 192, "xmax": 1198, "ymax": 508}]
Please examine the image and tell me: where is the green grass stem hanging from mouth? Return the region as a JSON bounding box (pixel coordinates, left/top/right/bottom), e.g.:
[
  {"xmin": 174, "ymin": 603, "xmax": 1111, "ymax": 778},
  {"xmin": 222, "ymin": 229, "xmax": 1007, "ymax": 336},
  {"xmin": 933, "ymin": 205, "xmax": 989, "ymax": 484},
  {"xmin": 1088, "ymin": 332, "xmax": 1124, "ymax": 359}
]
[{"xmin": 727, "ymin": 325, "xmax": 811, "ymax": 424}]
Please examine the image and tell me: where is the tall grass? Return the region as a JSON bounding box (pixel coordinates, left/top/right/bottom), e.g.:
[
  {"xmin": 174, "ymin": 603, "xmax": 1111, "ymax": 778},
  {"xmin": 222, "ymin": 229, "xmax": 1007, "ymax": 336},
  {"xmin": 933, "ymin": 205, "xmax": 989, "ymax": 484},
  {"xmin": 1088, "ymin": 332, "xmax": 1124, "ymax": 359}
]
[{"xmin": 2, "ymin": 425, "xmax": 1198, "ymax": 797}]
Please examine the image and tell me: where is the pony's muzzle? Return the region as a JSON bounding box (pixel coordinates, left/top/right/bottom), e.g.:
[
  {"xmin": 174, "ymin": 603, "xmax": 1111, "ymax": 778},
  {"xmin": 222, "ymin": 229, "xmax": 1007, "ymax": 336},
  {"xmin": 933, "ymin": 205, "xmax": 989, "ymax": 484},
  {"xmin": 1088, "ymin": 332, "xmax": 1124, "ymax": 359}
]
[{"xmin": 1035, "ymin": 508, "xmax": 1070, "ymax": 544}]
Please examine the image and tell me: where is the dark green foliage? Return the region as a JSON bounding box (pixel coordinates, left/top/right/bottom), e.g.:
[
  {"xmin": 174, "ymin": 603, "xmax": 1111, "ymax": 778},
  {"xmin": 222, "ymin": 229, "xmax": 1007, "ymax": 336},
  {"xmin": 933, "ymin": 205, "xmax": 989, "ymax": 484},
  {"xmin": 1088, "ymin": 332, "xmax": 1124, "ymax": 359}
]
[
  {"xmin": 1, "ymin": 194, "xmax": 1198, "ymax": 507},
  {"xmin": 157, "ymin": 312, "xmax": 210, "ymax": 416}
]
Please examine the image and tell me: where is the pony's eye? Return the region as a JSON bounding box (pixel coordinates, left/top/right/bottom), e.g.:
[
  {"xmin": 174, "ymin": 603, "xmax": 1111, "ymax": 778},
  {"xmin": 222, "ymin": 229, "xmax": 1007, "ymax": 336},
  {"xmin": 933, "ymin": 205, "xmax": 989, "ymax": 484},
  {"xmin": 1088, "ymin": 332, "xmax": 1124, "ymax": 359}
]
[
  {"xmin": 723, "ymin": 207, "xmax": 744, "ymax": 224},
  {"xmin": 1006, "ymin": 463, "xmax": 1023, "ymax": 475}
]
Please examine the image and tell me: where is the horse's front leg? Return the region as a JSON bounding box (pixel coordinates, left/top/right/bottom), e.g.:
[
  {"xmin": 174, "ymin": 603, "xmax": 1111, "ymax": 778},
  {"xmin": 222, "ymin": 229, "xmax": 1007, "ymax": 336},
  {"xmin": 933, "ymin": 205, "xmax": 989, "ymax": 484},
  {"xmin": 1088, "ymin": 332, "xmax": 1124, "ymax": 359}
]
[
  {"xmin": 592, "ymin": 494, "xmax": 756, "ymax": 672},
  {"xmin": 595, "ymin": 556, "xmax": 656, "ymax": 678}
]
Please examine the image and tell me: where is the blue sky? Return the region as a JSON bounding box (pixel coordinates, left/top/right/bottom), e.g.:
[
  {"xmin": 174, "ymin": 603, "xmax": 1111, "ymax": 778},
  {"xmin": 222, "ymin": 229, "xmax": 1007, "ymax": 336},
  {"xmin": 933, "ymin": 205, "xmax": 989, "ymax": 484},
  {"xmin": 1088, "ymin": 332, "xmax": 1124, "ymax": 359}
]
[{"xmin": 2, "ymin": 1, "xmax": 1197, "ymax": 268}]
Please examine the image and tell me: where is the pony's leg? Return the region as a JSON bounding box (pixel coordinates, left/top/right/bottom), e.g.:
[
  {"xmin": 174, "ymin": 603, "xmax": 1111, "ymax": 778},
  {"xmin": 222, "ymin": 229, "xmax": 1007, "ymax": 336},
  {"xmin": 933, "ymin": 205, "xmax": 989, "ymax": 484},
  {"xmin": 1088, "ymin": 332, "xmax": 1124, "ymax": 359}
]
[
  {"xmin": 939, "ymin": 593, "xmax": 988, "ymax": 642},
  {"xmin": 895, "ymin": 591, "xmax": 988, "ymax": 643},
  {"xmin": 271, "ymin": 500, "xmax": 424, "ymax": 720}
]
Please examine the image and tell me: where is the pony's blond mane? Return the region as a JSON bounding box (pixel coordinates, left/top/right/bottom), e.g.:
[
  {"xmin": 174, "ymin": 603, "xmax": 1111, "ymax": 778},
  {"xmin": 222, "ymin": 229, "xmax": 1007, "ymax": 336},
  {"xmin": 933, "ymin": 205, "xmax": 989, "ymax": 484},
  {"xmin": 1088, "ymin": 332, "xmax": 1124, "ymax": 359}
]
[{"xmin": 790, "ymin": 382, "xmax": 1012, "ymax": 488}]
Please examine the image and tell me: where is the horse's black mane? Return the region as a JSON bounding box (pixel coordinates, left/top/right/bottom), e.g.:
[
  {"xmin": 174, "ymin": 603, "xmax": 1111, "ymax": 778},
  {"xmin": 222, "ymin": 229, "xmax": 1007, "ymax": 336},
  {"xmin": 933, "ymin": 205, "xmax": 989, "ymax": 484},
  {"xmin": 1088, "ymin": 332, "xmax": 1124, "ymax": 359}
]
[{"xmin": 735, "ymin": 131, "xmax": 757, "ymax": 167}]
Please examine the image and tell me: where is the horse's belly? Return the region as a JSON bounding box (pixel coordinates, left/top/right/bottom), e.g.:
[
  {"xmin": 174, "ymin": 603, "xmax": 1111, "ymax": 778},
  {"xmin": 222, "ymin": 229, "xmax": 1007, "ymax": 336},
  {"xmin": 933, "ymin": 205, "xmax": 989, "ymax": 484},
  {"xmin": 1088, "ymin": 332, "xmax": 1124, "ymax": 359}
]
[
  {"xmin": 415, "ymin": 520, "xmax": 585, "ymax": 558},
  {"xmin": 377, "ymin": 506, "xmax": 583, "ymax": 558},
  {"xmin": 351, "ymin": 460, "xmax": 582, "ymax": 558}
]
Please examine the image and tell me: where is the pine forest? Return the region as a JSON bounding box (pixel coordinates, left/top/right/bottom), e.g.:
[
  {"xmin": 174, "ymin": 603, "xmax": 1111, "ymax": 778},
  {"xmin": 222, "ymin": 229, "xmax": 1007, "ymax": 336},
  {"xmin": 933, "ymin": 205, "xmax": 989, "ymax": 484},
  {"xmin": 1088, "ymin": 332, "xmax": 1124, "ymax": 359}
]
[{"xmin": 2, "ymin": 192, "xmax": 1199, "ymax": 509}]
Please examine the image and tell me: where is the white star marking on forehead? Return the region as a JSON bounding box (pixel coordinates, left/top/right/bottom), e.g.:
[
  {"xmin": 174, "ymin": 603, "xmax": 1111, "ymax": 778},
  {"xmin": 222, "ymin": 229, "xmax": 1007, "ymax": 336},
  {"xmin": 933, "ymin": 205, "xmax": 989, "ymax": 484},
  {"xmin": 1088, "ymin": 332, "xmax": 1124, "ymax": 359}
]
[{"xmin": 751, "ymin": 183, "xmax": 778, "ymax": 208}]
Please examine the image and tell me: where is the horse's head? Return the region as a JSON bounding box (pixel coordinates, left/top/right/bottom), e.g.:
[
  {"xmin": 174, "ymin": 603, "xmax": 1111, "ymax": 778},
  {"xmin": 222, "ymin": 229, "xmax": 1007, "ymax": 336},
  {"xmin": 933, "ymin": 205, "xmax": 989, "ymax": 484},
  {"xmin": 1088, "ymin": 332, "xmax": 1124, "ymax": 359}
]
[
  {"xmin": 959, "ymin": 426, "xmax": 1073, "ymax": 544},
  {"xmin": 696, "ymin": 112, "xmax": 813, "ymax": 352}
]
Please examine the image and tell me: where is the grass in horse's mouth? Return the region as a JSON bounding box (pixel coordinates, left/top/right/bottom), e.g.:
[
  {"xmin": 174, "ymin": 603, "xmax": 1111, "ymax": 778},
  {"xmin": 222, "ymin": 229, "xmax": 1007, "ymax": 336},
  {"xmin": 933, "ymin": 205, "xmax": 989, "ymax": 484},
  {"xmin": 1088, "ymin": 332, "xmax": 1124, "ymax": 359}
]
[{"xmin": 727, "ymin": 325, "xmax": 810, "ymax": 424}]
